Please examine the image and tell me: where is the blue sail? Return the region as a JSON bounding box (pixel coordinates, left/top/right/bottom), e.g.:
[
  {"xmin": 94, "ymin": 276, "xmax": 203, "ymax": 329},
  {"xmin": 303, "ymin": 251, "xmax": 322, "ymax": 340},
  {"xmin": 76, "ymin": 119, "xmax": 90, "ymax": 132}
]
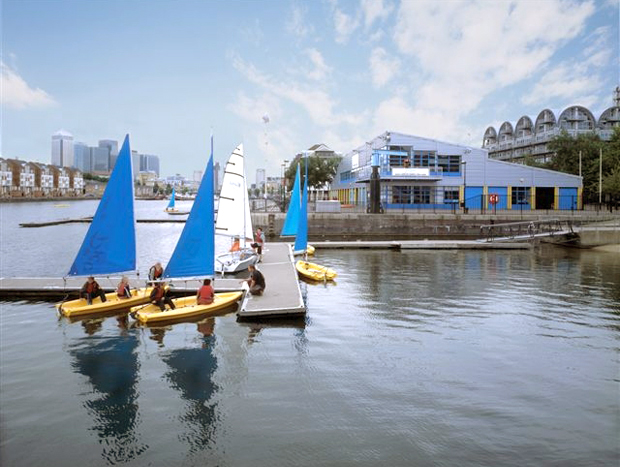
[
  {"xmin": 167, "ymin": 188, "xmax": 176, "ymax": 209},
  {"xmin": 164, "ymin": 138, "xmax": 215, "ymax": 279},
  {"xmin": 281, "ymin": 164, "xmax": 301, "ymax": 236},
  {"xmin": 68, "ymin": 135, "xmax": 136, "ymax": 276},
  {"xmin": 293, "ymin": 169, "xmax": 308, "ymax": 254}
]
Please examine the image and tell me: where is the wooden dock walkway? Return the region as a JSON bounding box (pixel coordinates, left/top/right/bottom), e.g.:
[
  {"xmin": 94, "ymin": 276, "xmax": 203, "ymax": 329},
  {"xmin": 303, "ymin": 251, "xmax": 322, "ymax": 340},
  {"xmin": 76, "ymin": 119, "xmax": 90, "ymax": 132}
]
[{"xmin": 237, "ymin": 243, "xmax": 305, "ymax": 319}]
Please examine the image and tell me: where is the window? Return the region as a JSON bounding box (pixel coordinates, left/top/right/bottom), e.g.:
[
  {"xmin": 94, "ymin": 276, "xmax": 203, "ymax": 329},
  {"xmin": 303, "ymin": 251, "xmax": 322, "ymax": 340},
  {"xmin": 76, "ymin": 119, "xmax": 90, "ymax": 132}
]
[
  {"xmin": 412, "ymin": 186, "xmax": 431, "ymax": 204},
  {"xmin": 392, "ymin": 186, "xmax": 411, "ymax": 204},
  {"xmin": 412, "ymin": 151, "xmax": 435, "ymax": 168},
  {"xmin": 443, "ymin": 187, "xmax": 459, "ymax": 203},
  {"xmin": 511, "ymin": 186, "xmax": 530, "ymax": 204},
  {"xmin": 437, "ymin": 155, "xmax": 461, "ymax": 174}
]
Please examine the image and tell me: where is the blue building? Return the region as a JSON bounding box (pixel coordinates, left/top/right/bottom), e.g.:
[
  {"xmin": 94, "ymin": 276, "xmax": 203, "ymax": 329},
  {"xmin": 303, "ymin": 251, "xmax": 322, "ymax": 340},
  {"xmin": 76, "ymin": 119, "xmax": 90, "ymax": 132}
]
[{"xmin": 331, "ymin": 131, "xmax": 582, "ymax": 212}]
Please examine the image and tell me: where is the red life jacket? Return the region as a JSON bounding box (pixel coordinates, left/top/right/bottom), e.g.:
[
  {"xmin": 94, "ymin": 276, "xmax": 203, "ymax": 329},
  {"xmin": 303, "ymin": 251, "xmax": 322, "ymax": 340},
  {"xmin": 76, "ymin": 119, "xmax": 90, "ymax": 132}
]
[
  {"xmin": 198, "ymin": 285, "xmax": 214, "ymax": 303},
  {"xmin": 153, "ymin": 286, "xmax": 165, "ymax": 300},
  {"xmin": 86, "ymin": 282, "xmax": 97, "ymax": 293}
]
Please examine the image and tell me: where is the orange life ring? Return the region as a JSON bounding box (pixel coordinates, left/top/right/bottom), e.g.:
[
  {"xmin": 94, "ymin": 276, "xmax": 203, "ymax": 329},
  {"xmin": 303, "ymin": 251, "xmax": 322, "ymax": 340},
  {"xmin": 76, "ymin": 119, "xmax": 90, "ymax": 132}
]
[{"xmin": 489, "ymin": 194, "xmax": 499, "ymax": 204}]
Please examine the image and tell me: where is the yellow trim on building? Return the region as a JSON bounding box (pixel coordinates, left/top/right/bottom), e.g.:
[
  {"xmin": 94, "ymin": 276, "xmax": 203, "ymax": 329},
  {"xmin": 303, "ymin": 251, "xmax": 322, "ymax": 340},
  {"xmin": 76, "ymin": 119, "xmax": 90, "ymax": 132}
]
[{"xmin": 554, "ymin": 187, "xmax": 560, "ymax": 210}]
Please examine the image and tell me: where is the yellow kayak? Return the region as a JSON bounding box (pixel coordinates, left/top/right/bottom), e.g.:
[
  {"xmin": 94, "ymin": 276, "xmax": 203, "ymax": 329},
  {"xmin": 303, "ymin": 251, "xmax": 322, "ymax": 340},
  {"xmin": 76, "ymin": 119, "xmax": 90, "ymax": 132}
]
[
  {"xmin": 130, "ymin": 291, "xmax": 243, "ymax": 325},
  {"xmin": 57, "ymin": 287, "xmax": 154, "ymax": 318},
  {"xmin": 296, "ymin": 260, "xmax": 337, "ymax": 282}
]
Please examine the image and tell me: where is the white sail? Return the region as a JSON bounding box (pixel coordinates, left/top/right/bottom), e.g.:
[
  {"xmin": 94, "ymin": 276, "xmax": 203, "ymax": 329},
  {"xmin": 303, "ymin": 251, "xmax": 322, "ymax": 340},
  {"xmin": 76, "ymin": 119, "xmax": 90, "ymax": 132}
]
[{"xmin": 215, "ymin": 144, "xmax": 254, "ymax": 245}]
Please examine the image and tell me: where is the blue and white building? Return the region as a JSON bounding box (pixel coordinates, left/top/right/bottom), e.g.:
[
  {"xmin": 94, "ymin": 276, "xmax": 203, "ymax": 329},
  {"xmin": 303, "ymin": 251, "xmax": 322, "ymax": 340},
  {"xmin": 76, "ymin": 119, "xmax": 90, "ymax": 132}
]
[{"xmin": 331, "ymin": 131, "xmax": 582, "ymax": 212}]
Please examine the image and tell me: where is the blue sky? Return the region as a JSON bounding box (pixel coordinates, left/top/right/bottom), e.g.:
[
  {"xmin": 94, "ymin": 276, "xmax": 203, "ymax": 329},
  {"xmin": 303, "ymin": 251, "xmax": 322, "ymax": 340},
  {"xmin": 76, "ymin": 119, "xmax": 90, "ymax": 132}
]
[{"xmin": 1, "ymin": 0, "xmax": 618, "ymax": 181}]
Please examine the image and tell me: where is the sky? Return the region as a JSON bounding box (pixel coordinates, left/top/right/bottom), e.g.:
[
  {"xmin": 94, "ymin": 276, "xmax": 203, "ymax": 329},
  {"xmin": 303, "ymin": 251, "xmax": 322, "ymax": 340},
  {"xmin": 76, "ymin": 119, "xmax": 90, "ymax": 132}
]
[{"xmin": 1, "ymin": 0, "xmax": 618, "ymax": 182}]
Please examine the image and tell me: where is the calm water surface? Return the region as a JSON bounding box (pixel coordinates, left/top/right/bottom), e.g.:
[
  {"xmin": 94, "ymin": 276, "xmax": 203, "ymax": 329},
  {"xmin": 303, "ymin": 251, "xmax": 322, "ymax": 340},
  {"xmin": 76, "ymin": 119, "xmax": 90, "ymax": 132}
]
[{"xmin": 1, "ymin": 201, "xmax": 619, "ymax": 466}]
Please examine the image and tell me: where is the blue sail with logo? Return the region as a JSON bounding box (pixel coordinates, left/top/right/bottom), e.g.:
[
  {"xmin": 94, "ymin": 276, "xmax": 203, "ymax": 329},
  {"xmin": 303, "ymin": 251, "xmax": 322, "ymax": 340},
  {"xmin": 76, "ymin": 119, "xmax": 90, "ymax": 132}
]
[
  {"xmin": 293, "ymin": 164, "xmax": 309, "ymax": 254},
  {"xmin": 164, "ymin": 137, "xmax": 215, "ymax": 279},
  {"xmin": 280, "ymin": 164, "xmax": 301, "ymax": 236},
  {"xmin": 68, "ymin": 135, "xmax": 136, "ymax": 276}
]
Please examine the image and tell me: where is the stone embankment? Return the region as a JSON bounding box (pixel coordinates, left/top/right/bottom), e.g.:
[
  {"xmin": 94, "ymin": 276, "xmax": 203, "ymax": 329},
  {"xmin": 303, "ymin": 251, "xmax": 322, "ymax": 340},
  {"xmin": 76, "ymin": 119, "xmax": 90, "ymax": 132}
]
[{"xmin": 253, "ymin": 212, "xmax": 620, "ymax": 244}]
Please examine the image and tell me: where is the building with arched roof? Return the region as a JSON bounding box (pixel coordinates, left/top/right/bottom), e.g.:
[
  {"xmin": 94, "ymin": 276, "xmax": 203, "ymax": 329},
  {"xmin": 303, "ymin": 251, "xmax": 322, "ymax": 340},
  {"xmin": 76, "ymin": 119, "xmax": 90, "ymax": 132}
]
[{"xmin": 483, "ymin": 88, "xmax": 620, "ymax": 163}]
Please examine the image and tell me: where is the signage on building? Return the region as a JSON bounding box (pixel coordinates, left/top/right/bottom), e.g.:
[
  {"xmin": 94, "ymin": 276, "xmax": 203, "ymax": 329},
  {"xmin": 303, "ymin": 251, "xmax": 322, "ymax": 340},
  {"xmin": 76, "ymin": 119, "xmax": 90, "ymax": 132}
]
[{"xmin": 392, "ymin": 167, "xmax": 430, "ymax": 177}]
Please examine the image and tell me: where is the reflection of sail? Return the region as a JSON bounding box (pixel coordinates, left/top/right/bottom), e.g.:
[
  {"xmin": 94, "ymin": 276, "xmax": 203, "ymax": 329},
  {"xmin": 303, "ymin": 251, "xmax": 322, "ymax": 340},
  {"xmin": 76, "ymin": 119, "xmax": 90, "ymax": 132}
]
[
  {"xmin": 69, "ymin": 334, "xmax": 147, "ymax": 464},
  {"xmin": 161, "ymin": 333, "xmax": 219, "ymax": 455}
]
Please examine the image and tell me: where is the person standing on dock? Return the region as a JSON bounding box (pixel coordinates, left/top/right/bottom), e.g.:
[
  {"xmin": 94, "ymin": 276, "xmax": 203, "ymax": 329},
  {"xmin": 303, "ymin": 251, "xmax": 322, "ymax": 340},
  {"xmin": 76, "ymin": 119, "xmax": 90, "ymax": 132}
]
[
  {"xmin": 197, "ymin": 278, "xmax": 215, "ymax": 305},
  {"xmin": 251, "ymin": 227, "xmax": 265, "ymax": 261},
  {"xmin": 80, "ymin": 276, "xmax": 107, "ymax": 305},
  {"xmin": 245, "ymin": 264, "xmax": 265, "ymax": 296},
  {"xmin": 148, "ymin": 262, "xmax": 164, "ymax": 283}
]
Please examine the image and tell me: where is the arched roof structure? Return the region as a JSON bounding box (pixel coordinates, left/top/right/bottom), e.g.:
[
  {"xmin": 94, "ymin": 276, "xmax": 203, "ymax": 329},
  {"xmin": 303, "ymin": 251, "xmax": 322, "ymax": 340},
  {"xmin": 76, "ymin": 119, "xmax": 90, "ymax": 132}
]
[
  {"xmin": 598, "ymin": 107, "xmax": 620, "ymax": 129},
  {"xmin": 483, "ymin": 126, "xmax": 497, "ymax": 146},
  {"xmin": 515, "ymin": 116, "xmax": 534, "ymax": 138},
  {"xmin": 534, "ymin": 109, "xmax": 556, "ymax": 133},
  {"xmin": 558, "ymin": 105, "xmax": 596, "ymax": 131},
  {"xmin": 498, "ymin": 122, "xmax": 513, "ymax": 142}
]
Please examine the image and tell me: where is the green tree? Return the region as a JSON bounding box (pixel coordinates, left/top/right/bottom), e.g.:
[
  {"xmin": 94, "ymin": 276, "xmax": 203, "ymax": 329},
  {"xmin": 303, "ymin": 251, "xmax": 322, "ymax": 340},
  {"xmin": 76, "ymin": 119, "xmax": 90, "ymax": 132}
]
[
  {"xmin": 284, "ymin": 155, "xmax": 341, "ymax": 191},
  {"xmin": 544, "ymin": 130, "xmax": 620, "ymax": 202}
]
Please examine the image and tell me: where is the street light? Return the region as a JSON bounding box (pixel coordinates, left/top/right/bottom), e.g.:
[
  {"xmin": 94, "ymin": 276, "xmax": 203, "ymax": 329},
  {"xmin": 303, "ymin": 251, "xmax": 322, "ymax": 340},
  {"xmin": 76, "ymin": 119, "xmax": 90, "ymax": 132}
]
[
  {"xmin": 281, "ymin": 160, "xmax": 289, "ymax": 212},
  {"xmin": 460, "ymin": 160, "xmax": 467, "ymax": 213}
]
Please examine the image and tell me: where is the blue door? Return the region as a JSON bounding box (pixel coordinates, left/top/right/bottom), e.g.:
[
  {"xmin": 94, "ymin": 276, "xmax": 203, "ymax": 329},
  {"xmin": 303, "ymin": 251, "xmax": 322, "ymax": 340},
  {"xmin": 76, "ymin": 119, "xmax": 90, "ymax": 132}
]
[
  {"xmin": 488, "ymin": 187, "xmax": 508, "ymax": 210},
  {"xmin": 465, "ymin": 186, "xmax": 483, "ymax": 210},
  {"xmin": 559, "ymin": 188, "xmax": 578, "ymax": 210}
]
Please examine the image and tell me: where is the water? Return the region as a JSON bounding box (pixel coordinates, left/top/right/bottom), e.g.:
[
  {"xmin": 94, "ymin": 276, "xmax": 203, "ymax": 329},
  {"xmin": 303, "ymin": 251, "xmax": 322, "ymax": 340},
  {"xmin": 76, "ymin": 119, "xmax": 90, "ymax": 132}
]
[{"xmin": 1, "ymin": 201, "xmax": 619, "ymax": 466}]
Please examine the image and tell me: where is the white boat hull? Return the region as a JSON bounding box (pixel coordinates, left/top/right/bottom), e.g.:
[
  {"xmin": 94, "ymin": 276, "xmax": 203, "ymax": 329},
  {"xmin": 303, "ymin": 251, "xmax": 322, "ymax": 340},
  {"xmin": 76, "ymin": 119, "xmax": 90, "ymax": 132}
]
[{"xmin": 215, "ymin": 249, "xmax": 258, "ymax": 273}]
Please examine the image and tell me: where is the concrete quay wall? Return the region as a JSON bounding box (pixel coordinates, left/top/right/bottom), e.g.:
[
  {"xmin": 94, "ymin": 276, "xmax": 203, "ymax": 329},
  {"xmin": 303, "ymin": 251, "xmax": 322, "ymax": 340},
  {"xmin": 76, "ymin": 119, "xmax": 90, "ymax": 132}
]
[{"xmin": 252, "ymin": 212, "xmax": 620, "ymax": 241}]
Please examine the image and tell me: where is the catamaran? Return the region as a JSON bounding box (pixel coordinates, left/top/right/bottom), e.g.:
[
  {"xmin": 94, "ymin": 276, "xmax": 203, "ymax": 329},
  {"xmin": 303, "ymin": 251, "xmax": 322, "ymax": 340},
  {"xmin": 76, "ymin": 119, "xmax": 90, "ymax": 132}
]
[
  {"xmin": 57, "ymin": 135, "xmax": 153, "ymax": 318},
  {"xmin": 214, "ymin": 144, "xmax": 258, "ymax": 274},
  {"xmin": 131, "ymin": 136, "xmax": 243, "ymax": 324}
]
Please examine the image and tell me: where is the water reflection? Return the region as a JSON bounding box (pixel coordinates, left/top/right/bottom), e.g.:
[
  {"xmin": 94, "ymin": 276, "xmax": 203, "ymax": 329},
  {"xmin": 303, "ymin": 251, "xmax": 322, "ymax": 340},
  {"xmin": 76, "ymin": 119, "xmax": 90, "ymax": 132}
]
[
  {"xmin": 68, "ymin": 327, "xmax": 147, "ymax": 464},
  {"xmin": 160, "ymin": 319, "xmax": 220, "ymax": 455}
]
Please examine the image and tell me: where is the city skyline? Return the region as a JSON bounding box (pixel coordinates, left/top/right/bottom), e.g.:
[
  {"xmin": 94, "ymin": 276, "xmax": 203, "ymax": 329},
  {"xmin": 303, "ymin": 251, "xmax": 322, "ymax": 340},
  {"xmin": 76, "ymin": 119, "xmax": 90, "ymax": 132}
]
[{"xmin": 1, "ymin": 0, "xmax": 618, "ymax": 180}]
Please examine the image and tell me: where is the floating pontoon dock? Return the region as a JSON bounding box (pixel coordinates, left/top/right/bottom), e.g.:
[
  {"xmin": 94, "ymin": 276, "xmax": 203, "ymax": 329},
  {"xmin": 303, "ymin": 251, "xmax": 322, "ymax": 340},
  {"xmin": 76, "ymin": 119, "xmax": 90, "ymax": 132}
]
[{"xmin": 237, "ymin": 243, "xmax": 305, "ymax": 319}]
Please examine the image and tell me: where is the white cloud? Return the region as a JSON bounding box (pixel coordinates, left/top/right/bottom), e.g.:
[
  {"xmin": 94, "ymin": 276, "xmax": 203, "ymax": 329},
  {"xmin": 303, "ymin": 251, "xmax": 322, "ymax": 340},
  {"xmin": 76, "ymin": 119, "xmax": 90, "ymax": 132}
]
[
  {"xmin": 361, "ymin": 0, "xmax": 393, "ymax": 29},
  {"xmin": 306, "ymin": 48, "xmax": 332, "ymax": 81},
  {"xmin": 385, "ymin": 0, "xmax": 596, "ymax": 142},
  {"xmin": 1, "ymin": 61, "xmax": 56, "ymax": 109},
  {"xmin": 369, "ymin": 47, "xmax": 400, "ymax": 88},
  {"xmin": 231, "ymin": 54, "xmax": 362, "ymax": 128},
  {"xmin": 329, "ymin": 0, "xmax": 361, "ymax": 44},
  {"xmin": 287, "ymin": 3, "xmax": 314, "ymax": 38}
]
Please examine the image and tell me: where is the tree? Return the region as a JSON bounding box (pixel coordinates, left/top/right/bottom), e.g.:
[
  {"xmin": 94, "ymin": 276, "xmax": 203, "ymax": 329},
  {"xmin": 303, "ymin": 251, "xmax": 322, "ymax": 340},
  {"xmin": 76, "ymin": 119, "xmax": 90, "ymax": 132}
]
[
  {"xmin": 544, "ymin": 130, "xmax": 620, "ymax": 202},
  {"xmin": 284, "ymin": 155, "xmax": 341, "ymax": 191}
]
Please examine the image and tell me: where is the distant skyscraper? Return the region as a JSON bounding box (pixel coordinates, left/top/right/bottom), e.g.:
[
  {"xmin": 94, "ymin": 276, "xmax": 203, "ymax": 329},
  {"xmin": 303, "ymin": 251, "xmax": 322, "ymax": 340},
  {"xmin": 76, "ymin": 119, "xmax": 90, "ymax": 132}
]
[
  {"xmin": 143, "ymin": 154, "xmax": 160, "ymax": 176},
  {"xmin": 256, "ymin": 168, "xmax": 266, "ymax": 187},
  {"xmin": 99, "ymin": 139, "xmax": 118, "ymax": 170},
  {"xmin": 73, "ymin": 142, "xmax": 92, "ymax": 173},
  {"xmin": 91, "ymin": 146, "xmax": 110, "ymax": 172},
  {"xmin": 131, "ymin": 150, "xmax": 142, "ymax": 174},
  {"xmin": 51, "ymin": 130, "xmax": 74, "ymax": 167}
]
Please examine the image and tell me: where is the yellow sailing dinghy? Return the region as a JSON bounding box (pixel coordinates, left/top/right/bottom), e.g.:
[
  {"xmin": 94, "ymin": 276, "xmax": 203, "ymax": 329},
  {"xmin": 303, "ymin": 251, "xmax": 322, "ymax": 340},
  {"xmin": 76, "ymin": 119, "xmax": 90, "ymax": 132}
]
[
  {"xmin": 57, "ymin": 135, "xmax": 152, "ymax": 318},
  {"xmin": 295, "ymin": 260, "xmax": 337, "ymax": 282},
  {"xmin": 132, "ymin": 138, "xmax": 244, "ymax": 325}
]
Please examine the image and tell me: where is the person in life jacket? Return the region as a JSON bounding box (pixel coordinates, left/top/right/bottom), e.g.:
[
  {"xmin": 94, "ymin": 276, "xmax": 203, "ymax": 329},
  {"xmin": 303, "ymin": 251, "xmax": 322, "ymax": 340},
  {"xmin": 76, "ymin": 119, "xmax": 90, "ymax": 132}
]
[
  {"xmin": 245, "ymin": 264, "xmax": 265, "ymax": 296},
  {"xmin": 197, "ymin": 278, "xmax": 215, "ymax": 305},
  {"xmin": 80, "ymin": 276, "xmax": 107, "ymax": 305},
  {"xmin": 251, "ymin": 227, "xmax": 266, "ymax": 261},
  {"xmin": 150, "ymin": 282, "xmax": 175, "ymax": 311},
  {"xmin": 148, "ymin": 262, "xmax": 164, "ymax": 284},
  {"xmin": 229, "ymin": 237, "xmax": 241, "ymax": 252},
  {"xmin": 117, "ymin": 276, "xmax": 132, "ymax": 299}
]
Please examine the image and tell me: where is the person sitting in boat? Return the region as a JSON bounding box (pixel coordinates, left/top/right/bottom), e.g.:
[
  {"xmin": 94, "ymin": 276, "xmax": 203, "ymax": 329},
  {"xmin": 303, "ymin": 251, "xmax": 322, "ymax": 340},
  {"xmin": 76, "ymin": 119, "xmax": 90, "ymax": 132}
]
[
  {"xmin": 80, "ymin": 276, "xmax": 107, "ymax": 305},
  {"xmin": 148, "ymin": 262, "xmax": 164, "ymax": 284},
  {"xmin": 245, "ymin": 264, "xmax": 265, "ymax": 296},
  {"xmin": 150, "ymin": 282, "xmax": 175, "ymax": 311},
  {"xmin": 117, "ymin": 276, "xmax": 132, "ymax": 299},
  {"xmin": 229, "ymin": 237, "xmax": 241, "ymax": 252},
  {"xmin": 197, "ymin": 278, "xmax": 215, "ymax": 305},
  {"xmin": 251, "ymin": 227, "xmax": 265, "ymax": 261}
]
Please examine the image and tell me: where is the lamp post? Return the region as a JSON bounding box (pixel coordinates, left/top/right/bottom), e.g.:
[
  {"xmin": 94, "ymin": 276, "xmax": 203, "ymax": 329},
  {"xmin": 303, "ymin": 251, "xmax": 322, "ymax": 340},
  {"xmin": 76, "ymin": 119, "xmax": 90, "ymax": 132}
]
[
  {"xmin": 460, "ymin": 160, "xmax": 467, "ymax": 213},
  {"xmin": 281, "ymin": 160, "xmax": 289, "ymax": 212}
]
